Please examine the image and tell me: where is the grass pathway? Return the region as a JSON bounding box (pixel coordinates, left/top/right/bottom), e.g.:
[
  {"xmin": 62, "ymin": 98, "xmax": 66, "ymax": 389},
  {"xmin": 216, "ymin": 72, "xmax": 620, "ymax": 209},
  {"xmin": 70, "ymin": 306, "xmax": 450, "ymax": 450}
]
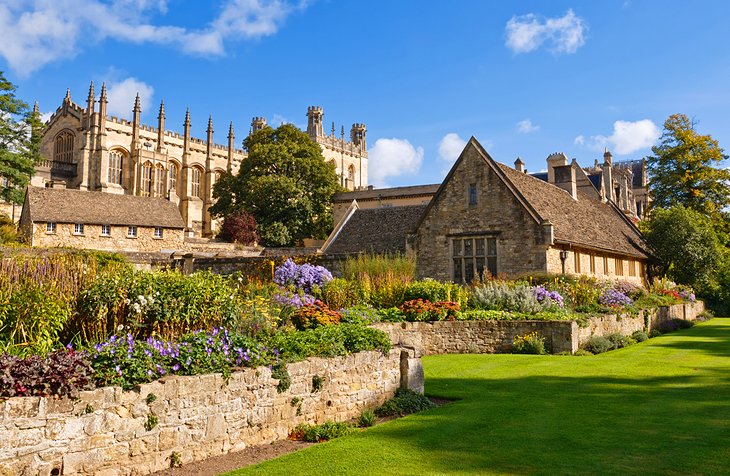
[{"xmin": 228, "ymin": 319, "xmax": 730, "ymax": 475}]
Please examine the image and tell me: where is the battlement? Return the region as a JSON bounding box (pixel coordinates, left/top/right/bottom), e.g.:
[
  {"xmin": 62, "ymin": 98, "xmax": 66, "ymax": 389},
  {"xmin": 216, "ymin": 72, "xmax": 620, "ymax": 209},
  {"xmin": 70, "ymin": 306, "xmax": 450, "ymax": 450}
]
[{"xmin": 307, "ymin": 106, "xmax": 323, "ymax": 114}]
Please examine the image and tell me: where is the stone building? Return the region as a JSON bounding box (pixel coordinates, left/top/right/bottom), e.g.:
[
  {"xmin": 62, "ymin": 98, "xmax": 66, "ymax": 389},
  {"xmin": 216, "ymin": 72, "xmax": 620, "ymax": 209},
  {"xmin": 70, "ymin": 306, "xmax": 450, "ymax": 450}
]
[
  {"xmin": 28, "ymin": 83, "xmax": 367, "ymax": 237},
  {"xmin": 332, "ymin": 183, "xmax": 439, "ymax": 223},
  {"xmin": 19, "ymin": 186, "xmax": 185, "ymax": 252},
  {"xmin": 413, "ymin": 138, "xmax": 649, "ymax": 285}
]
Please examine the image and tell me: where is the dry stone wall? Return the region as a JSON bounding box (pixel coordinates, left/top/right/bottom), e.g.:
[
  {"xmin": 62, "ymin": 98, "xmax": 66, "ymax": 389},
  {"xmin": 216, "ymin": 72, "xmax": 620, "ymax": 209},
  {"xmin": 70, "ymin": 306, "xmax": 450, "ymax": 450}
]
[
  {"xmin": 376, "ymin": 302, "xmax": 705, "ymax": 356},
  {"xmin": 1, "ymin": 349, "xmax": 413, "ymax": 476}
]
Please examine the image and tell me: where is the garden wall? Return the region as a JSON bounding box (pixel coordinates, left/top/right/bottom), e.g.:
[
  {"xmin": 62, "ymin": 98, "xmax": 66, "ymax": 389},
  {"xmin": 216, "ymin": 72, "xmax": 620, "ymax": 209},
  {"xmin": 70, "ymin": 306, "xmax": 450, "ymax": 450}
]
[
  {"xmin": 0, "ymin": 349, "xmax": 421, "ymax": 476},
  {"xmin": 375, "ymin": 301, "xmax": 705, "ymax": 356}
]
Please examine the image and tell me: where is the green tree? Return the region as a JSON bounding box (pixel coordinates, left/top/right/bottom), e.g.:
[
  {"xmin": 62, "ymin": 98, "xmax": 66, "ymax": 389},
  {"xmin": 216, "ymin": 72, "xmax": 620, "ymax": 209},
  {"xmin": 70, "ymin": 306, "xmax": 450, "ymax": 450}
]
[
  {"xmin": 211, "ymin": 124, "xmax": 342, "ymax": 247},
  {"xmin": 0, "ymin": 71, "xmax": 43, "ymax": 205},
  {"xmin": 647, "ymin": 113, "xmax": 730, "ymax": 218},
  {"xmin": 641, "ymin": 206, "xmax": 723, "ymax": 293}
]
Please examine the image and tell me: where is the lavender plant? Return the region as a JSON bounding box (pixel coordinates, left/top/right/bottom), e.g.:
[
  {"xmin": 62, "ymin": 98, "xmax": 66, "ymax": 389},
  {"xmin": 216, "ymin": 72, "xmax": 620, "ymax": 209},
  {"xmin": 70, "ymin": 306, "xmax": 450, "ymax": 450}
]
[
  {"xmin": 273, "ymin": 259, "xmax": 333, "ymax": 294},
  {"xmin": 532, "ymin": 285, "xmax": 564, "ymax": 308}
]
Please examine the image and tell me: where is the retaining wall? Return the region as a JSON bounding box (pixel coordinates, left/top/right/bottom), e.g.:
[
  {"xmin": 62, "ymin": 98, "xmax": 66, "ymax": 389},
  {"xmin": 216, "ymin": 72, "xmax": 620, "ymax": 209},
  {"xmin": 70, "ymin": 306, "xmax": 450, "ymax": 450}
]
[
  {"xmin": 375, "ymin": 301, "xmax": 706, "ymax": 356},
  {"xmin": 1, "ymin": 349, "xmax": 420, "ymax": 476}
]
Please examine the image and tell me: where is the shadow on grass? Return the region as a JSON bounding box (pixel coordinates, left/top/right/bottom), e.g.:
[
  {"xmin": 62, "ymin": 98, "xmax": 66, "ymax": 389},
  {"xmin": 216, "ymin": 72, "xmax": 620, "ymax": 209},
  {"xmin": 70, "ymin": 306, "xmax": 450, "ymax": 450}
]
[{"xmin": 650, "ymin": 318, "xmax": 730, "ymax": 358}]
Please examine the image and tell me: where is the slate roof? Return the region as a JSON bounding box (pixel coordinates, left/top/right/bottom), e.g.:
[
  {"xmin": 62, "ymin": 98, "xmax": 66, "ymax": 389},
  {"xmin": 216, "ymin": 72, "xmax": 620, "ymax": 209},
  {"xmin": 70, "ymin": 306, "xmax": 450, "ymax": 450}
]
[
  {"xmin": 24, "ymin": 187, "xmax": 185, "ymax": 229},
  {"xmin": 333, "ymin": 184, "xmax": 440, "ymax": 202},
  {"xmin": 494, "ymin": 162, "xmax": 648, "ymax": 258},
  {"xmin": 324, "ymin": 205, "xmax": 427, "ymax": 255}
]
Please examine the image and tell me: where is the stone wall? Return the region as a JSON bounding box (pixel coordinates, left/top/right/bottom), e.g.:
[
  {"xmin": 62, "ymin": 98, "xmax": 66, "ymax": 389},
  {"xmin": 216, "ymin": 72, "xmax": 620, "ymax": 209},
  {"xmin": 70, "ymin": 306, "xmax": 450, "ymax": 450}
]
[
  {"xmin": 0, "ymin": 349, "xmax": 417, "ymax": 476},
  {"xmin": 375, "ymin": 302, "xmax": 706, "ymax": 356}
]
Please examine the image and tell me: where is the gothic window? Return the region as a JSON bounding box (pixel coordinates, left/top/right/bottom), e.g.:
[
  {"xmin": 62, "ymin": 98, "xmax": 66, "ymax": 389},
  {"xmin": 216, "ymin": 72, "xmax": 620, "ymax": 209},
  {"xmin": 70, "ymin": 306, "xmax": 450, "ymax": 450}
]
[
  {"xmin": 347, "ymin": 165, "xmax": 355, "ymax": 182},
  {"xmin": 53, "ymin": 131, "xmax": 74, "ymax": 163},
  {"xmin": 154, "ymin": 164, "xmax": 165, "ymax": 197},
  {"xmin": 452, "ymin": 236, "xmax": 497, "ymax": 283},
  {"xmin": 141, "ymin": 162, "xmax": 152, "ymax": 197},
  {"xmin": 108, "ymin": 150, "xmax": 124, "ymax": 185},
  {"xmin": 168, "ymin": 163, "xmax": 179, "ymax": 192},
  {"xmin": 191, "ymin": 167, "xmax": 203, "ymax": 199}
]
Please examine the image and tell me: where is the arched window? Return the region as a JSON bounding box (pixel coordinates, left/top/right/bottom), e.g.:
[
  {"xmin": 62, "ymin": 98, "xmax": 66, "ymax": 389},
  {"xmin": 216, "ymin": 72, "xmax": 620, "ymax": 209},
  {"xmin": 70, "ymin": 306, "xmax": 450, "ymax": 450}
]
[
  {"xmin": 141, "ymin": 162, "xmax": 152, "ymax": 197},
  {"xmin": 191, "ymin": 166, "xmax": 203, "ymax": 199},
  {"xmin": 53, "ymin": 131, "xmax": 74, "ymax": 163},
  {"xmin": 154, "ymin": 164, "xmax": 165, "ymax": 197},
  {"xmin": 348, "ymin": 164, "xmax": 355, "ymax": 182},
  {"xmin": 168, "ymin": 163, "xmax": 179, "ymax": 192},
  {"xmin": 108, "ymin": 150, "xmax": 124, "ymax": 185}
]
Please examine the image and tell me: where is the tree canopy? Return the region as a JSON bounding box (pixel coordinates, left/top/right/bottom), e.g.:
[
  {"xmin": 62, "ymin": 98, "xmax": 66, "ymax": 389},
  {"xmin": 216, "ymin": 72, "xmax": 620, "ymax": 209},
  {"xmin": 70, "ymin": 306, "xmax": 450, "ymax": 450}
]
[
  {"xmin": 211, "ymin": 124, "xmax": 342, "ymax": 247},
  {"xmin": 0, "ymin": 71, "xmax": 43, "ymax": 205},
  {"xmin": 641, "ymin": 206, "xmax": 723, "ymax": 293},
  {"xmin": 647, "ymin": 113, "xmax": 730, "ymax": 218}
]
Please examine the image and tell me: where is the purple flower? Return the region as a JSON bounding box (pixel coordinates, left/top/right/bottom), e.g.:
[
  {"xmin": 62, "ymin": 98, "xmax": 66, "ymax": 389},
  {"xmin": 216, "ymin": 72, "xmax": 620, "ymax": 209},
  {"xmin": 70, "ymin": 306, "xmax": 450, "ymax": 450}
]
[
  {"xmin": 533, "ymin": 285, "xmax": 564, "ymax": 307},
  {"xmin": 600, "ymin": 289, "xmax": 633, "ymax": 307}
]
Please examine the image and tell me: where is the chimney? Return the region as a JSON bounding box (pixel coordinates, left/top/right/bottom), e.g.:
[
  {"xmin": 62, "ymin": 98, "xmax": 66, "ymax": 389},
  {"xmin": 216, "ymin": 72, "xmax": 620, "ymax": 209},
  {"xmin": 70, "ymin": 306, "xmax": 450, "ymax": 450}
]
[
  {"xmin": 514, "ymin": 157, "xmax": 525, "ymax": 173},
  {"xmin": 553, "ymin": 164, "xmax": 577, "ymax": 200},
  {"xmin": 546, "ymin": 152, "xmax": 569, "ymax": 183}
]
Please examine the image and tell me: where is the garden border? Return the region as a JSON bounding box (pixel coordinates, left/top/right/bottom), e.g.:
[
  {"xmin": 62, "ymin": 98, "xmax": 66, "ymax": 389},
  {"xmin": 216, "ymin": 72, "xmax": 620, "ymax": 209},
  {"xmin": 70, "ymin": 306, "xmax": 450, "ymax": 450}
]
[{"xmin": 374, "ymin": 301, "xmax": 705, "ymax": 355}]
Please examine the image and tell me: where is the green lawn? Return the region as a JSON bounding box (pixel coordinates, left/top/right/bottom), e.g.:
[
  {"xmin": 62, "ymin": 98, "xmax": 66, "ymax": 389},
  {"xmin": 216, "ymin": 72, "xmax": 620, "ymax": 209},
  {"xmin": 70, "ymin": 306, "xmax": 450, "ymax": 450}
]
[{"xmin": 228, "ymin": 319, "xmax": 730, "ymax": 475}]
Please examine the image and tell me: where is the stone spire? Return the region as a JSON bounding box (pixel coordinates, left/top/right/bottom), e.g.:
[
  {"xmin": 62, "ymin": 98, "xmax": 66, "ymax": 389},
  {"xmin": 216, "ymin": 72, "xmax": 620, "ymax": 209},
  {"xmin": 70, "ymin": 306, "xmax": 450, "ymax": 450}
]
[
  {"xmin": 227, "ymin": 121, "xmax": 235, "ymax": 172},
  {"xmin": 132, "ymin": 91, "xmax": 140, "ymax": 148},
  {"xmin": 86, "ymin": 82, "xmax": 95, "ymax": 113},
  {"xmin": 64, "ymin": 88, "xmax": 71, "ymax": 103},
  {"xmin": 99, "ymin": 83, "xmax": 107, "ymax": 116},
  {"xmin": 157, "ymin": 100, "xmax": 165, "ymax": 152}
]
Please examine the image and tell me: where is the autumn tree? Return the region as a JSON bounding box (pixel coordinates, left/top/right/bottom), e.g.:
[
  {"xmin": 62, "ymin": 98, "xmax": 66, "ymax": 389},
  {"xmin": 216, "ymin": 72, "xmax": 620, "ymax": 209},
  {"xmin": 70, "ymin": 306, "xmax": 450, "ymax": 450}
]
[
  {"xmin": 0, "ymin": 71, "xmax": 43, "ymax": 206},
  {"xmin": 647, "ymin": 114, "xmax": 730, "ymax": 218},
  {"xmin": 211, "ymin": 124, "xmax": 342, "ymax": 247}
]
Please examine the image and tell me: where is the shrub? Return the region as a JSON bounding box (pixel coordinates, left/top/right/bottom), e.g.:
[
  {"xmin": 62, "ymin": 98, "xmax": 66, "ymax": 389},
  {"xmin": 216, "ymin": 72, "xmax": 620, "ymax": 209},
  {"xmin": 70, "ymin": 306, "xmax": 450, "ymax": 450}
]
[
  {"xmin": 649, "ymin": 329, "xmax": 663, "ymax": 338},
  {"xmin": 399, "ymin": 299, "xmax": 460, "ymax": 322},
  {"xmin": 658, "ymin": 318, "xmax": 695, "ymax": 333},
  {"xmin": 573, "ymin": 349, "xmax": 593, "ymax": 356},
  {"xmin": 358, "ymin": 409, "xmax": 376, "ymax": 428},
  {"xmin": 290, "ymin": 421, "xmax": 355, "ymax": 442},
  {"xmin": 270, "ymin": 324, "xmax": 391, "ymax": 362},
  {"xmin": 632, "ymin": 330, "xmax": 649, "ymax": 342},
  {"xmin": 606, "ymin": 333, "xmax": 634, "ymax": 349},
  {"xmin": 218, "ymin": 209, "xmax": 259, "ymax": 245},
  {"xmin": 291, "ymin": 301, "xmax": 342, "ymax": 330},
  {"xmin": 583, "ymin": 336, "xmax": 613, "ymax": 354},
  {"xmin": 471, "ymin": 281, "xmax": 542, "ymax": 313},
  {"xmin": 0, "ymin": 349, "xmax": 95, "ymax": 397},
  {"xmin": 74, "ymin": 269, "xmax": 242, "ymax": 343},
  {"xmin": 404, "ymin": 279, "xmax": 470, "ymax": 309},
  {"xmin": 339, "ymin": 305, "xmax": 381, "ymax": 325},
  {"xmin": 512, "ymin": 332, "xmax": 546, "ymax": 355},
  {"xmin": 375, "ymin": 388, "xmax": 436, "ymax": 417},
  {"xmin": 341, "ymin": 254, "xmax": 414, "ymax": 308},
  {"xmin": 274, "ymin": 259, "xmax": 332, "ymax": 295},
  {"xmin": 322, "ymin": 278, "xmax": 363, "ymax": 310},
  {"xmin": 377, "ymin": 307, "xmax": 406, "ymax": 322}
]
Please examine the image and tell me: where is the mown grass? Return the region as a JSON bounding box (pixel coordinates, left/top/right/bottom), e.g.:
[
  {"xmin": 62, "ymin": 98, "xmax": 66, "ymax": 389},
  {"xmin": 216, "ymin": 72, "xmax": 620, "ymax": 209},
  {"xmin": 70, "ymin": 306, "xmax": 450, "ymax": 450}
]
[{"xmin": 227, "ymin": 319, "xmax": 730, "ymax": 475}]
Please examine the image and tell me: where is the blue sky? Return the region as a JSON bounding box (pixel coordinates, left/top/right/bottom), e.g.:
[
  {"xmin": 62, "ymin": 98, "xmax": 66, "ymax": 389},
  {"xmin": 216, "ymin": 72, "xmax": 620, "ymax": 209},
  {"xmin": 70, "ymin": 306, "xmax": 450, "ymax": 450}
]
[{"xmin": 2, "ymin": 0, "xmax": 729, "ymax": 187}]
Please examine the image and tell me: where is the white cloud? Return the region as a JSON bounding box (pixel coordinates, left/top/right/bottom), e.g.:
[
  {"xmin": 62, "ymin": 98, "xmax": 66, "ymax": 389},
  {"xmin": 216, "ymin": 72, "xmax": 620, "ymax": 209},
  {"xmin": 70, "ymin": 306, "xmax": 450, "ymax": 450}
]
[
  {"xmin": 575, "ymin": 119, "xmax": 661, "ymax": 155},
  {"xmin": 438, "ymin": 133, "xmax": 467, "ymax": 163},
  {"xmin": 505, "ymin": 9, "xmax": 587, "ymax": 55},
  {"xmin": 368, "ymin": 138, "xmax": 424, "ymax": 187},
  {"xmin": 0, "ymin": 0, "xmax": 308, "ymax": 76},
  {"xmin": 517, "ymin": 119, "xmax": 539, "ymax": 133},
  {"xmin": 106, "ymin": 78, "xmax": 154, "ymax": 119}
]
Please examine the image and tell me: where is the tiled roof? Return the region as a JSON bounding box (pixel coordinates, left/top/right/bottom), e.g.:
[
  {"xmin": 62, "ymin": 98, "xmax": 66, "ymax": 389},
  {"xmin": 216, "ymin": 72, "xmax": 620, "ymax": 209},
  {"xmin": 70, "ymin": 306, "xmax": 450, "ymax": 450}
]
[
  {"xmin": 25, "ymin": 187, "xmax": 185, "ymax": 229},
  {"xmin": 324, "ymin": 205, "xmax": 427, "ymax": 255},
  {"xmin": 495, "ymin": 163, "xmax": 648, "ymax": 258},
  {"xmin": 333, "ymin": 184, "xmax": 440, "ymax": 202}
]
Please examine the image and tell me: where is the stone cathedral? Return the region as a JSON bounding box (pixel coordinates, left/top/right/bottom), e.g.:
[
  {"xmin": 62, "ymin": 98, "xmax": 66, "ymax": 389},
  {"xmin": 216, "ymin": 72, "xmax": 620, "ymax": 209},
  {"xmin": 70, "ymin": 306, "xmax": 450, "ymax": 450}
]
[{"xmin": 33, "ymin": 83, "xmax": 368, "ymax": 237}]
